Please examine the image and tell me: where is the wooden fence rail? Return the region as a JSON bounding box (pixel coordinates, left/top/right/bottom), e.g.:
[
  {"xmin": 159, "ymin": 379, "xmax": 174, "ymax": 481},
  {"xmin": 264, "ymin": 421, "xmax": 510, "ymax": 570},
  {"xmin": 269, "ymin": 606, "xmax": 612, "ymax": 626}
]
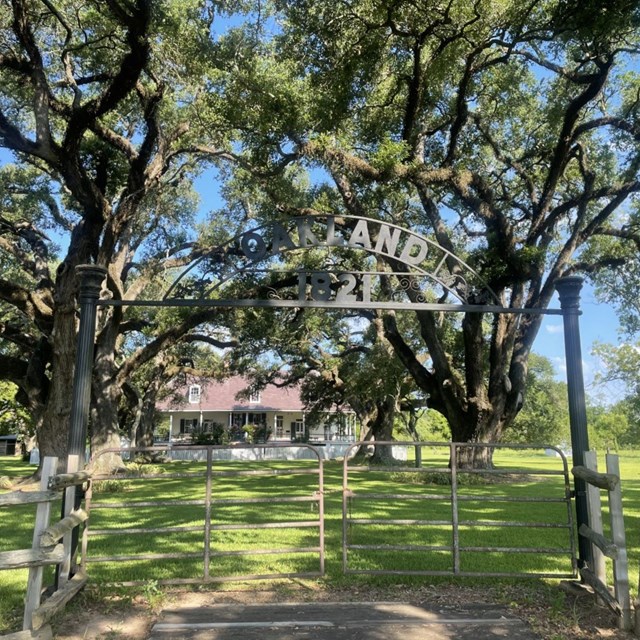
[
  {"xmin": 0, "ymin": 456, "xmax": 90, "ymax": 640},
  {"xmin": 572, "ymin": 451, "xmax": 633, "ymax": 632}
]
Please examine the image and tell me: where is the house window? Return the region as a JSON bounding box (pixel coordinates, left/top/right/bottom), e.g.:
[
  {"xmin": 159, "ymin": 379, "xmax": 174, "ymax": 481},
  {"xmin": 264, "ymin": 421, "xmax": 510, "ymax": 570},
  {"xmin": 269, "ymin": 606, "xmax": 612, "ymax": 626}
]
[
  {"xmin": 247, "ymin": 412, "xmax": 266, "ymax": 426},
  {"xmin": 292, "ymin": 420, "xmax": 304, "ymax": 439},
  {"xmin": 231, "ymin": 413, "xmax": 245, "ymax": 428},
  {"xmin": 275, "ymin": 416, "xmax": 284, "ymax": 438},
  {"xmin": 179, "ymin": 418, "xmax": 199, "ymax": 434},
  {"xmin": 188, "ymin": 385, "xmax": 201, "ymax": 404},
  {"xmin": 249, "ymin": 390, "xmax": 261, "ymax": 403}
]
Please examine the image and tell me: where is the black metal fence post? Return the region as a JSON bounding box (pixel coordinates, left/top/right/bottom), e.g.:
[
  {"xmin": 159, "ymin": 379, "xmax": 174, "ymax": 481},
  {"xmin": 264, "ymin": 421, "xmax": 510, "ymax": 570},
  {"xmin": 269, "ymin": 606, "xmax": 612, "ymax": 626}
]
[
  {"xmin": 67, "ymin": 265, "xmax": 106, "ymax": 465},
  {"xmin": 61, "ymin": 265, "xmax": 106, "ymax": 581},
  {"xmin": 555, "ymin": 275, "xmax": 593, "ymax": 570}
]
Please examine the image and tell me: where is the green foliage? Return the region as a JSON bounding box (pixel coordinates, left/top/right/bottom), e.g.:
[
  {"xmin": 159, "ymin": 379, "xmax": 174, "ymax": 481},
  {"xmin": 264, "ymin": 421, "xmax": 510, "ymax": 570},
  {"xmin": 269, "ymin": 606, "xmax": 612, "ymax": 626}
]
[
  {"xmin": 154, "ymin": 424, "xmax": 170, "ymax": 441},
  {"xmin": 504, "ymin": 354, "xmax": 570, "ymax": 446},
  {"xmin": 585, "ymin": 397, "xmax": 639, "ymax": 450},
  {"xmin": 242, "ymin": 423, "xmax": 271, "ymax": 443},
  {"xmin": 592, "ymin": 341, "xmax": 640, "ymax": 447},
  {"xmin": 91, "ymin": 479, "xmax": 132, "ymax": 494},
  {"xmin": 125, "ymin": 461, "xmax": 167, "ymax": 476},
  {"xmin": 140, "ymin": 579, "xmax": 166, "ymax": 612},
  {"xmin": 0, "ymin": 381, "xmax": 33, "ymax": 438},
  {"xmin": 389, "ymin": 470, "xmax": 492, "ymax": 486},
  {"xmin": 395, "ymin": 409, "xmax": 451, "ymax": 442},
  {"xmin": 191, "ymin": 423, "xmax": 229, "ymax": 445}
]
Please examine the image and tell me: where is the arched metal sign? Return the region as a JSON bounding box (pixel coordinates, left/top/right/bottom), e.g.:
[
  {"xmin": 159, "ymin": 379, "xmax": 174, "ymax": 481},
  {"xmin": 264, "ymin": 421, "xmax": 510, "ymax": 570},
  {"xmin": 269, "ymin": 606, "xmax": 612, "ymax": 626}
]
[{"xmin": 162, "ymin": 215, "xmax": 502, "ymax": 311}]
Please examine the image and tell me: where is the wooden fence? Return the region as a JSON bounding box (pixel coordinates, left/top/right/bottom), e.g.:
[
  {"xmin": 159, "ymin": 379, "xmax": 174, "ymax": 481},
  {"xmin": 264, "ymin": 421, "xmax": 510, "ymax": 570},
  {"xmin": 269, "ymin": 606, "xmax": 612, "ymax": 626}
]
[
  {"xmin": 572, "ymin": 451, "xmax": 633, "ymax": 632},
  {"xmin": 0, "ymin": 456, "xmax": 90, "ymax": 640}
]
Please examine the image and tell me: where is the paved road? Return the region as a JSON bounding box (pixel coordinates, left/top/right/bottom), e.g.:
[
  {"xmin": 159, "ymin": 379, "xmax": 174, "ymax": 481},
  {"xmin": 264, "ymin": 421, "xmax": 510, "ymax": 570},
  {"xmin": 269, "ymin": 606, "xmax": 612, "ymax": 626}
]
[{"xmin": 149, "ymin": 601, "xmax": 540, "ymax": 639}]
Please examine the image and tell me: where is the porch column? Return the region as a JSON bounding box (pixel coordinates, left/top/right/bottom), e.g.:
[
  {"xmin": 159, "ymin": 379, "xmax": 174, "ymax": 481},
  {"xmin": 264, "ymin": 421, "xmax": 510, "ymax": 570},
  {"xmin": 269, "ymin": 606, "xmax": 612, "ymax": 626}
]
[{"xmin": 555, "ymin": 275, "xmax": 592, "ymax": 570}]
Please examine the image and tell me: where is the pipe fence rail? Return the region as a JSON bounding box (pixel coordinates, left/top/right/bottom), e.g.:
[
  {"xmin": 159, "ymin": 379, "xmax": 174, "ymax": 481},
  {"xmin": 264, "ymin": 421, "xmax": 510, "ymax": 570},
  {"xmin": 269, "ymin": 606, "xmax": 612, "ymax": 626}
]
[
  {"xmin": 85, "ymin": 444, "xmax": 325, "ymax": 586},
  {"xmin": 342, "ymin": 441, "xmax": 578, "ymax": 579}
]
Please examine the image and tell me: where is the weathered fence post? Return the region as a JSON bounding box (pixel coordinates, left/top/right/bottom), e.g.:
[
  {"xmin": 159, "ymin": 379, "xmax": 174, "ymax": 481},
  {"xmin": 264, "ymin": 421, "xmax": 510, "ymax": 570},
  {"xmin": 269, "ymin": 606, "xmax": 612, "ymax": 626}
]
[
  {"xmin": 572, "ymin": 453, "xmax": 632, "ymax": 631},
  {"xmin": 57, "ymin": 454, "xmax": 80, "ymax": 587},
  {"xmin": 583, "ymin": 451, "xmax": 606, "ymax": 598},
  {"xmin": 23, "ymin": 456, "xmax": 58, "ymax": 631},
  {"xmin": 606, "ymin": 453, "xmax": 632, "ymax": 631}
]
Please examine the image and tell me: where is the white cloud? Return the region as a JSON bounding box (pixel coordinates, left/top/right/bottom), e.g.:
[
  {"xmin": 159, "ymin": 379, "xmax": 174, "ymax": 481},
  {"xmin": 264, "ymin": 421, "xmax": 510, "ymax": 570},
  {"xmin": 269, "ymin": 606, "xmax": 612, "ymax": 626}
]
[{"xmin": 545, "ymin": 324, "xmax": 563, "ymax": 335}]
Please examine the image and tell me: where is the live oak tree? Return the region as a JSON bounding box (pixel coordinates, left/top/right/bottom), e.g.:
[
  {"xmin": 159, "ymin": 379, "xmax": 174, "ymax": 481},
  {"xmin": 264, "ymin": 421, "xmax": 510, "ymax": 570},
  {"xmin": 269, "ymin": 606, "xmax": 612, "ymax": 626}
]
[
  {"xmin": 206, "ymin": 0, "xmax": 640, "ymax": 466},
  {"xmin": 0, "ymin": 1, "xmax": 241, "ymax": 470}
]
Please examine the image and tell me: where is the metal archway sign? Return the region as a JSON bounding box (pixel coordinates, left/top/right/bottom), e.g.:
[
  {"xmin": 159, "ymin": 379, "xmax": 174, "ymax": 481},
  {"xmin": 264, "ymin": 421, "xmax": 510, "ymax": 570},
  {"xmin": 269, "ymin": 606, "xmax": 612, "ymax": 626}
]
[
  {"xmin": 159, "ymin": 215, "xmax": 502, "ymax": 312},
  {"xmin": 66, "ymin": 215, "xmax": 592, "ymax": 569}
]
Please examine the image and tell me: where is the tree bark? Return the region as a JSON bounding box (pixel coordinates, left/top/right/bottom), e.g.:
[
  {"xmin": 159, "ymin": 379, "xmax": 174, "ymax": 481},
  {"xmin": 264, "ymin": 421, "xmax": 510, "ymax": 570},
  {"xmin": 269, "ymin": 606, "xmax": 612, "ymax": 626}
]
[
  {"xmin": 135, "ymin": 380, "xmax": 161, "ymax": 450},
  {"xmin": 368, "ymin": 396, "xmax": 398, "ymax": 465},
  {"xmin": 89, "ymin": 353, "xmax": 125, "ymax": 474}
]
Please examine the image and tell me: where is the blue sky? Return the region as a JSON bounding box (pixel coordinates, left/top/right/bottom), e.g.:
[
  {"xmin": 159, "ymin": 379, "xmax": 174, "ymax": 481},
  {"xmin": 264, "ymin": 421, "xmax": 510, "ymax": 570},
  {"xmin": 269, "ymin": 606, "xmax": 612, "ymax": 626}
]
[{"xmin": 537, "ymin": 286, "xmax": 623, "ymax": 401}]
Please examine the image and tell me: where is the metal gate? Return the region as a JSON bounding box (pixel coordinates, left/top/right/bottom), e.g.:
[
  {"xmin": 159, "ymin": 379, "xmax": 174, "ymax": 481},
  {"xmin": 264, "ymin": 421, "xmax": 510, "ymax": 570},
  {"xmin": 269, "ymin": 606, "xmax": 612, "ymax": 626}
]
[
  {"xmin": 83, "ymin": 443, "xmax": 325, "ymax": 586},
  {"xmin": 342, "ymin": 442, "xmax": 578, "ymax": 579}
]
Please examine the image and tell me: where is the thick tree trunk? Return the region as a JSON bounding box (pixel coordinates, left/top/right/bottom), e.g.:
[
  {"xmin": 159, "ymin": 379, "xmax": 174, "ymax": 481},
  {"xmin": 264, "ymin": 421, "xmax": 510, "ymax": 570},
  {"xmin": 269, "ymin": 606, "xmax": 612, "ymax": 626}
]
[
  {"xmin": 135, "ymin": 385, "xmax": 159, "ymax": 449},
  {"xmin": 90, "ymin": 357, "xmax": 125, "ymax": 474},
  {"xmin": 449, "ymin": 411, "xmax": 504, "ymax": 469},
  {"xmin": 455, "ymin": 443, "xmax": 495, "ymax": 470},
  {"xmin": 38, "ymin": 271, "xmax": 80, "ymax": 472},
  {"xmin": 369, "ymin": 397, "xmax": 397, "ymax": 465}
]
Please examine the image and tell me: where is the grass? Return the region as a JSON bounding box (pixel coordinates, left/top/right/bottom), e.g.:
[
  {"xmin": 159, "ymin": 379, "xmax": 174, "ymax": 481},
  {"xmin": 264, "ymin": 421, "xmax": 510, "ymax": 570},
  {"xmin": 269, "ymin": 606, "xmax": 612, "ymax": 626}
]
[{"xmin": 1, "ymin": 447, "xmax": 639, "ymax": 635}]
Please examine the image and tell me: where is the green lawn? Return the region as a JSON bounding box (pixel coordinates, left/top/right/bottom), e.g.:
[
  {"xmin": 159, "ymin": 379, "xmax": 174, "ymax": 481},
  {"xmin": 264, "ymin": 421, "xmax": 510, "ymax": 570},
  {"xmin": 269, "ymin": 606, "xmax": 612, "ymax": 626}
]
[{"xmin": 1, "ymin": 448, "xmax": 638, "ymax": 634}]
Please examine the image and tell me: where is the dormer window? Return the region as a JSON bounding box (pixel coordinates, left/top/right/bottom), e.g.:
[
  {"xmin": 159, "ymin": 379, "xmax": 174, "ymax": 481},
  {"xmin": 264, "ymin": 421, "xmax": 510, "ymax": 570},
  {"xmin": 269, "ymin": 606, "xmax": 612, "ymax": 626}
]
[
  {"xmin": 188, "ymin": 385, "xmax": 201, "ymax": 404},
  {"xmin": 249, "ymin": 390, "xmax": 261, "ymax": 403}
]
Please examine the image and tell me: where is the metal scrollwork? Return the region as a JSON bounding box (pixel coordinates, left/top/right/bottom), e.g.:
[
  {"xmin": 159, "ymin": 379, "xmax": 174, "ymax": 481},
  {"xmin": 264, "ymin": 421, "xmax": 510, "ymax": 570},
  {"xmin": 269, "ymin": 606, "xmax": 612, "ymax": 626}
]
[
  {"xmin": 265, "ymin": 287, "xmax": 281, "ymax": 300},
  {"xmin": 162, "ymin": 215, "xmax": 501, "ymax": 306},
  {"xmin": 264, "ymin": 286, "xmax": 298, "ymax": 301},
  {"xmin": 394, "ymin": 275, "xmax": 428, "ymax": 303}
]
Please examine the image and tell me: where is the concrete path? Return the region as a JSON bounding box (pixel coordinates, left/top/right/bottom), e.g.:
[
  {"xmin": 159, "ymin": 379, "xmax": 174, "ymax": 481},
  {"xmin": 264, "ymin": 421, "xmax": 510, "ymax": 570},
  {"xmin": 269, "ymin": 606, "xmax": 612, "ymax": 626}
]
[{"xmin": 149, "ymin": 601, "xmax": 540, "ymax": 639}]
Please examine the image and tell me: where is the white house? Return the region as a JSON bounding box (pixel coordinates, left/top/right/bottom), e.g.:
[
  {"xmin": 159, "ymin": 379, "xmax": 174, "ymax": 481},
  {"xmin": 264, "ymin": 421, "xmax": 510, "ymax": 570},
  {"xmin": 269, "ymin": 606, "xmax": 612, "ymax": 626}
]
[{"xmin": 156, "ymin": 376, "xmax": 358, "ymax": 445}]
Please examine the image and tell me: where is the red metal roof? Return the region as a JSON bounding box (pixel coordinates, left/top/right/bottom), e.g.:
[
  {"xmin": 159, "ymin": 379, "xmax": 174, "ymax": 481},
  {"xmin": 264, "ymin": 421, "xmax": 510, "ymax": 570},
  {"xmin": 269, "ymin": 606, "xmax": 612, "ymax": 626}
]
[{"xmin": 158, "ymin": 376, "xmax": 305, "ymax": 412}]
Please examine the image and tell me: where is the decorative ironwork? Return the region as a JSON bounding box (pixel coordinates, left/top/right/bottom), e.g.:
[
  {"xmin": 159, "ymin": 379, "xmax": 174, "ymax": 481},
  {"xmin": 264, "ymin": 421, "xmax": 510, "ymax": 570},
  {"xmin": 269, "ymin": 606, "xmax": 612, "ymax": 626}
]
[
  {"xmin": 162, "ymin": 215, "xmax": 501, "ymax": 308},
  {"xmin": 394, "ymin": 275, "xmax": 428, "ymax": 304}
]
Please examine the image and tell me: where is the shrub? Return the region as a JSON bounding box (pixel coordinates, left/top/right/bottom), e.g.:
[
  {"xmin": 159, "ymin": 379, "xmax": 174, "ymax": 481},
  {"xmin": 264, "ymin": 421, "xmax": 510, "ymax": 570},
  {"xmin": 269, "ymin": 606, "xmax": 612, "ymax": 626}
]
[
  {"xmin": 191, "ymin": 422, "xmax": 228, "ymax": 445},
  {"xmin": 91, "ymin": 479, "xmax": 132, "ymax": 493},
  {"xmin": 389, "ymin": 470, "xmax": 491, "ymax": 486}
]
